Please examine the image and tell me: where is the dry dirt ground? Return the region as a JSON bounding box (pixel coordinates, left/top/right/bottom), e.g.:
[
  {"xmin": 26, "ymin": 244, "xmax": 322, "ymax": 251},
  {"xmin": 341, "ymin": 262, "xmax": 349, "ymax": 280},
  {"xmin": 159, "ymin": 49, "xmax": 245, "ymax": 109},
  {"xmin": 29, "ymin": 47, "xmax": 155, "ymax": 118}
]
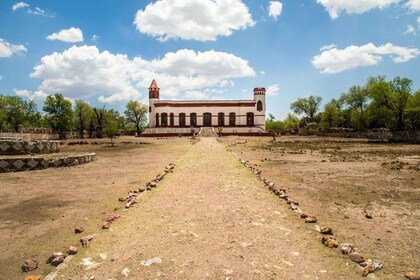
[
  {"xmin": 0, "ymin": 137, "xmax": 192, "ymax": 280},
  {"xmin": 1, "ymin": 136, "xmax": 418, "ymax": 280},
  {"xmin": 53, "ymin": 137, "xmax": 360, "ymax": 280},
  {"xmin": 220, "ymin": 136, "xmax": 420, "ymax": 280}
]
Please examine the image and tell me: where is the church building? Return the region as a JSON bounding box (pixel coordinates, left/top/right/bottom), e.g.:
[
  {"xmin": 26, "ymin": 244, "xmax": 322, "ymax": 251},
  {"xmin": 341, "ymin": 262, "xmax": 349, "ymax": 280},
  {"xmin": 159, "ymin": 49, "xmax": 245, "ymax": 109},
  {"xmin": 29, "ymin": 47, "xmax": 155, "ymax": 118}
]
[{"xmin": 142, "ymin": 80, "xmax": 268, "ymax": 136}]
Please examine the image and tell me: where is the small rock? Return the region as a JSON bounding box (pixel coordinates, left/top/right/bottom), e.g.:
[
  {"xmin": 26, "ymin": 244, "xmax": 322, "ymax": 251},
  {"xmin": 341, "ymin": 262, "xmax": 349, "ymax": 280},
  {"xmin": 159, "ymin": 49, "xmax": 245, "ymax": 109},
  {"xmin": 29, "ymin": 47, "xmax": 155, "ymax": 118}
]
[
  {"xmin": 99, "ymin": 253, "xmax": 107, "ymax": 261},
  {"xmin": 362, "ymin": 259, "xmax": 383, "ymax": 276},
  {"xmin": 69, "ymin": 246, "xmax": 78, "ymax": 255},
  {"xmin": 405, "ymin": 272, "xmax": 420, "ymax": 280},
  {"xmin": 24, "ymin": 276, "xmax": 41, "ymax": 280},
  {"xmin": 300, "ymin": 212, "xmax": 310, "ymax": 219},
  {"xmin": 105, "ymin": 213, "xmax": 120, "ymax": 223},
  {"xmin": 365, "ymin": 212, "xmax": 373, "ymax": 219},
  {"xmin": 339, "ymin": 243, "xmax": 355, "ymax": 255},
  {"xmin": 150, "ymin": 182, "xmax": 157, "ymax": 188},
  {"xmin": 121, "ymin": 267, "xmax": 130, "ymax": 277},
  {"xmin": 118, "ymin": 197, "xmax": 125, "ymax": 202},
  {"xmin": 320, "ymin": 226, "xmax": 333, "ymax": 235},
  {"xmin": 102, "ymin": 222, "xmax": 111, "ymax": 229},
  {"xmin": 321, "ymin": 235, "xmax": 338, "ymax": 248},
  {"xmin": 22, "ymin": 258, "xmax": 38, "ymax": 272},
  {"xmin": 289, "ymin": 203, "xmax": 299, "ymax": 211},
  {"xmin": 75, "ymin": 227, "xmax": 84, "ymax": 234},
  {"xmin": 268, "ymin": 182, "xmax": 274, "ymax": 188},
  {"xmin": 349, "ymin": 252, "xmax": 366, "ymax": 263},
  {"xmin": 305, "ymin": 216, "xmax": 317, "ymax": 223},
  {"xmin": 138, "ymin": 187, "xmax": 145, "ymax": 192},
  {"xmin": 50, "ymin": 255, "xmax": 65, "ymax": 266},
  {"xmin": 80, "ymin": 235, "xmax": 95, "ymax": 247},
  {"xmin": 46, "ymin": 252, "xmax": 64, "ymax": 264},
  {"xmin": 140, "ymin": 257, "xmax": 162, "ymax": 266}
]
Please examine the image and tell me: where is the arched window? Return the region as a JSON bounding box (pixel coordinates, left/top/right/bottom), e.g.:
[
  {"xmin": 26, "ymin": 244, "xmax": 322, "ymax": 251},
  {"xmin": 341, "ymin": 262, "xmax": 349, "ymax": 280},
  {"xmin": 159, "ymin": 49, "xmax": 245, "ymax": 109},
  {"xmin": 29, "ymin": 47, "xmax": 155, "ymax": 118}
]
[
  {"xmin": 149, "ymin": 106, "xmax": 152, "ymax": 113},
  {"xmin": 247, "ymin": 112, "xmax": 254, "ymax": 126},
  {"xmin": 161, "ymin": 113, "xmax": 168, "ymax": 127},
  {"xmin": 155, "ymin": 113, "xmax": 159, "ymax": 127},
  {"xmin": 190, "ymin": 113, "xmax": 197, "ymax": 126},
  {"xmin": 218, "ymin": 112, "xmax": 225, "ymax": 126},
  {"xmin": 170, "ymin": 113, "xmax": 174, "ymax": 127},
  {"xmin": 257, "ymin": 100, "xmax": 263, "ymax": 112},
  {"xmin": 229, "ymin": 113, "xmax": 236, "ymax": 126},
  {"xmin": 179, "ymin": 113, "xmax": 186, "ymax": 127}
]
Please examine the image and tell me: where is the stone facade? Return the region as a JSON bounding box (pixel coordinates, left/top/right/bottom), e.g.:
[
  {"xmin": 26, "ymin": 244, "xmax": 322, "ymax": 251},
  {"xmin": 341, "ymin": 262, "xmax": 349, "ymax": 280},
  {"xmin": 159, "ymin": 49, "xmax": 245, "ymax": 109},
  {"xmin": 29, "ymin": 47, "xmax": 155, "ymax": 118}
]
[
  {"xmin": 0, "ymin": 140, "xmax": 60, "ymax": 155},
  {"xmin": 0, "ymin": 153, "xmax": 96, "ymax": 173},
  {"xmin": 147, "ymin": 80, "xmax": 266, "ymax": 130}
]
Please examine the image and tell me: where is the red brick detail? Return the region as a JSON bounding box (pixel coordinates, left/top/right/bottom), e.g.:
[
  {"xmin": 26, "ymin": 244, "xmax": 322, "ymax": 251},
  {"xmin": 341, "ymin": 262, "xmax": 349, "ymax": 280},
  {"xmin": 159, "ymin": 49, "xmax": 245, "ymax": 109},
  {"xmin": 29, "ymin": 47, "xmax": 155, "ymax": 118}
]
[{"xmin": 155, "ymin": 102, "xmax": 256, "ymax": 108}]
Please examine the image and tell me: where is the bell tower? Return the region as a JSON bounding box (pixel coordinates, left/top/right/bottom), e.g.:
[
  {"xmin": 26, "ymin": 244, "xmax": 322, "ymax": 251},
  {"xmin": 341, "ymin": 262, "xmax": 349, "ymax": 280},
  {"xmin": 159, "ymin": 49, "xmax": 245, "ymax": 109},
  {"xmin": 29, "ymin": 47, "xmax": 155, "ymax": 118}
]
[
  {"xmin": 149, "ymin": 79, "xmax": 160, "ymax": 127},
  {"xmin": 253, "ymin": 87, "xmax": 266, "ymax": 129}
]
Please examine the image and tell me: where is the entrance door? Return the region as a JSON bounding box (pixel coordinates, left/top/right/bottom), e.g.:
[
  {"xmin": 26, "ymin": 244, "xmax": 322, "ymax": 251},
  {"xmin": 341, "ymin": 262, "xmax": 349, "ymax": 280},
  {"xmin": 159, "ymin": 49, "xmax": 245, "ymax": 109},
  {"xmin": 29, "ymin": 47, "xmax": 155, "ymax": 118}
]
[
  {"xmin": 203, "ymin": 113, "xmax": 212, "ymax": 126},
  {"xmin": 247, "ymin": 112, "xmax": 254, "ymax": 126}
]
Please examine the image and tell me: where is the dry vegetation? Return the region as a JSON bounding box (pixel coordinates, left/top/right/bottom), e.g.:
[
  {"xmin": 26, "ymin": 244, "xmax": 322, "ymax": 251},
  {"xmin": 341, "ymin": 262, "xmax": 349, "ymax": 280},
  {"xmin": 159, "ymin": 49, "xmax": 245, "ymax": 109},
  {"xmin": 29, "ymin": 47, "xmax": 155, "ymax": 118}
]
[
  {"xmin": 0, "ymin": 136, "xmax": 192, "ymax": 280},
  {"xmin": 220, "ymin": 136, "xmax": 419, "ymax": 279}
]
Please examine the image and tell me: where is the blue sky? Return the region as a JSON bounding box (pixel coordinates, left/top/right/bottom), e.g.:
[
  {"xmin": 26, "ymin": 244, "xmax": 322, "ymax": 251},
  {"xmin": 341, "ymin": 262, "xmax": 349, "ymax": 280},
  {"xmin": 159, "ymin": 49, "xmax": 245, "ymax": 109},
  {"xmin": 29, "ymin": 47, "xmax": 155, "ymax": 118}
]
[{"xmin": 0, "ymin": 0, "xmax": 419, "ymax": 119}]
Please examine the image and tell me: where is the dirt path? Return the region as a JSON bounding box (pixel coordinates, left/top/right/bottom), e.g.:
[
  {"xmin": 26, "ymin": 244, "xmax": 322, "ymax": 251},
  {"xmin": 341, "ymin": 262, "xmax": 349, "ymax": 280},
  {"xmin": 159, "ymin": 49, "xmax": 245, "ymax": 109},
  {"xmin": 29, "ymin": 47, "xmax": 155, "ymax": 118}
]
[{"xmin": 59, "ymin": 138, "xmax": 360, "ymax": 279}]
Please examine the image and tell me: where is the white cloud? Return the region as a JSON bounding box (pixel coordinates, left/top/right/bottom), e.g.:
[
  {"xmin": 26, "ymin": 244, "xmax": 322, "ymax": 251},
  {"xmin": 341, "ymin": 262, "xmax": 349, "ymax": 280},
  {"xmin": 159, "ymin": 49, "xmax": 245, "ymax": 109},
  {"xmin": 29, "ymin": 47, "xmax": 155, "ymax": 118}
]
[
  {"xmin": 405, "ymin": 0, "xmax": 420, "ymax": 11},
  {"xmin": 13, "ymin": 88, "xmax": 32, "ymax": 97},
  {"xmin": 29, "ymin": 45, "xmax": 255, "ymax": 104},
  {"xmin": 134, "ymin": 0, "xmax": 255, "ymax": 41},
  {"xmin": 316, "ymin": 0, "xmax": 400, "ymax": 19},
  {"xmin": 268, "ymin": 1, "xmax": 283, "ymax": 20},
  {"xmin": 0, "ymin": 75, "xmax": 3, "ymax": 81},
  {"xmin": 266, "ymin": 84, "xmax": 280, "ymax": 96},
  {"xmin": 320, "ymin": 44, "xmax": 337, "ymax": 51},
  {"xmin": 417, "ymin": 16, "xmax": 420, "ymax": 29},
  {"xmin": 0, "ymin": 38, "xmax": 27, "ymax": 58},
  {"xmin": 47, "ymin": 27, "xmax": 84, "ymax": 43},
  {"xmin": 312, "ymin": 43, "xmax": 420, "ymax": 73},
  {"xmin": 91, "ymin": 35, "xmax": 100, "ymax": 42},
  {"xmin": 12, "ymin": 2, "xmax": 29, "ymax": 10},
  {"xmin": 260, "ymin": 71, "xmax": 266, "ymax": 75},
  {"xmin": 404, "ymin": 24, "xmax": 416, "ymax": 35},
  {"xmin": 28, "ymin": 7, "xmax": 54, "ymax": 17}
]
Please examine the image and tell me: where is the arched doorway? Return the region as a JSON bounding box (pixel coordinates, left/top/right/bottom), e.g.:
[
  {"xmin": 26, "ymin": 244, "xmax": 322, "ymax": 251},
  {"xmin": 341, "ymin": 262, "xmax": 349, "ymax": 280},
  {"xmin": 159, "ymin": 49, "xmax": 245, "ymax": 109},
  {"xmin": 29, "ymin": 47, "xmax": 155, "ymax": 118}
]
[
  {"xmin": 169, "ymin": 113, "xmax": 174, "ymax": 127},
  {"xmin": 246, "ymin": 112, "xmax": 254, "ymax": 126},
  {"xmin": 229, "ymin": 113, "xmax": 236, "ymax": 126},
  {"xmin": 155, "ymin": 113, "xmax": 159, "ymax": 127},
  {"xmin": 218, "ymin": 112, "xmax": 225, "ymax": 126},
  {"xmin": 190, "ymin": 113, "xmax": 197, "ymax": 127},
  {"xmin": 161, "ymin": 113, "xmax": 168, "ymax": 127},
  {"xmin": 203, "ymin": 113, "xmax": 212, "ymax": 126},
  {"xmin": 179, "ymin": 113, "xmax": 186, "ymax": 127}
]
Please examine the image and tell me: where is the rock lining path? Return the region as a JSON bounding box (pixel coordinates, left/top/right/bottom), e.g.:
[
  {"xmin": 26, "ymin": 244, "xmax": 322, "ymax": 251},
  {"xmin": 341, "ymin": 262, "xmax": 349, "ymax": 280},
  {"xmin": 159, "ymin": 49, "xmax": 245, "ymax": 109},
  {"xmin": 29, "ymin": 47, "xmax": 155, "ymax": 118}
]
[{"xmin": 61, "ymin": 138, "xmax": 359, "ymax": 279}]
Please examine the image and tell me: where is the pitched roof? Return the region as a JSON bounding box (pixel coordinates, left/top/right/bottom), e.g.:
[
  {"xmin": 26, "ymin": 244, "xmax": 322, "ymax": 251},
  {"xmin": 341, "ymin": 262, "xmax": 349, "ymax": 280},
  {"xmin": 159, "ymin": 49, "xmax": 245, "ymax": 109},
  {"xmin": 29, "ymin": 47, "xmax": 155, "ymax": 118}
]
[{"xmin": 149, "ymin": 79, "xmax": 159, "ymax": 89}]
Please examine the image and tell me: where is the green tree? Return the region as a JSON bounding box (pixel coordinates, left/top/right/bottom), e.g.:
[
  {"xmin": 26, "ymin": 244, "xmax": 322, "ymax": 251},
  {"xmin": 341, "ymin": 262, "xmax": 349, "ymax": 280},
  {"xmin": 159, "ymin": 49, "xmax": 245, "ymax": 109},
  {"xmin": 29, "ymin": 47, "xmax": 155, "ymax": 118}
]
[
  {"xmin": 124, "ymin": 100, "xmax": 148, "ymax": 136},
  {"xmin": 283, "ymin": 113, "xmax": 300, "ymax": 131},
  {"xmin": 266, "ymin": 120, "xmax": 284, "ymax": 141},
  {"xmin": 321, "ymin": 98, "xmax": 344, "ymax": 129},
  {"xmin": 0, "ymin": 96, "xmax": 8, "ymax": 131},
  {"xmin": 342, "ymin": 85, "xmax": 370, "ymax": 130},
  {"xmin": 367, "ymin": 76, "xmax": 413, "ymax": 130},
  {"xmin": 74, "ymin": 100, "xmax": 93, "ymax": 139},
  {"xmin": 405, "ymin": 89, "xmax": 420, "ymax": 130},
  {"xmin": 290, "ymin": 95, "xmax": 322, "ymax": 123},
  {"xmin": 92, "ymin": 105, "xmax": 106, "ymax": 138},
  {"xmin": 43, "ymin": 93, "xmax": 74, "ymax": 139}
]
